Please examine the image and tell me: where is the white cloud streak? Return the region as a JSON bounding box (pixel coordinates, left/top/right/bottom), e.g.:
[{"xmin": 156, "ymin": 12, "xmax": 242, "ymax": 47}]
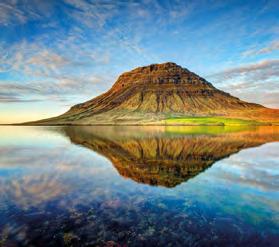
[
  {"xmin": 208, "ymin": 60, "xmax": 279, "ymax": 108},
  {"xmin": 242, "ymin": 40, "xmax": 279, "ymax": 57},
  {"xmin": 0, "ymin": 0, "xmax": 54, "ymax": 26},
  {"xmin": 210, "ymin": 59, "xmax": 279, "ymax": 82}
]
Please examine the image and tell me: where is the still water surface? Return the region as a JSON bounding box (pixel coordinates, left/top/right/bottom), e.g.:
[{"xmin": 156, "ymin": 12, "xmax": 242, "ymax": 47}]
[{"xmin": 0, "ymin": 126, "xmax": 278, "ymax": 246}]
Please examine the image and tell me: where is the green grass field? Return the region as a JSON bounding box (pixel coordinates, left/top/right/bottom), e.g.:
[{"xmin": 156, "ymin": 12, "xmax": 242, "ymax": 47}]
[{"xmin": 164, "ymin": 117, "xmax": 264, "ymax": 126}]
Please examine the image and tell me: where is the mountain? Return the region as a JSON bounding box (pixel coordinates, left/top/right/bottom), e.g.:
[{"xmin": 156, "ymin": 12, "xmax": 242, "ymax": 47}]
[
  {"xmin": 62, "ymin": 126, "xmax": 279, "ymax": 187},
  {"xmin": 29, "ymin": 62, "xmax": 279, "ymax": 125}
]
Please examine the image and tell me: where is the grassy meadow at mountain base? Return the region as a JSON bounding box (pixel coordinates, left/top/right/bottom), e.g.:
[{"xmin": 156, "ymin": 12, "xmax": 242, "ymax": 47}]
[{"xmin": 164, "ymin": 117, "xmax": 265, "ymax": 126}]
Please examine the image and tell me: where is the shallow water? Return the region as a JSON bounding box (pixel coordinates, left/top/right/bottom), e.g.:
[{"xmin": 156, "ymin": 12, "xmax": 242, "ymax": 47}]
[{"xmin": 0, "ymin": 126, "xmax": 278, "ymax": 246}]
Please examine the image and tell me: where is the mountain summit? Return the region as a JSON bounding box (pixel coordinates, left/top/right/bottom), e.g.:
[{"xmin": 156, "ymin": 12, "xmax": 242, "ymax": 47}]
[{"xmin": 30, "ymin": 62, "xmax": 279, "ymax": 125}]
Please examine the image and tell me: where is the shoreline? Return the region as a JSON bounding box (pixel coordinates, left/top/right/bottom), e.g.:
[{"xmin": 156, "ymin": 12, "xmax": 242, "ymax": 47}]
[{"xmin": 1, "ymin": 123, "xmax": 278, "ymax": 127}]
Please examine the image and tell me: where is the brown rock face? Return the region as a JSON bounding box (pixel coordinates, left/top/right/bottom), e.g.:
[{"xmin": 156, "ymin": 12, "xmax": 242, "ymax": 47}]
[
  {"xmin": 69, "ymin": 62, "xmax": 259, "ymax": 116},
  {"xmin": 31, "ymin": 62, "xmax": 278, "ymax": 125},
  {"xmin": 112, "ymin": 62, "xmax": 210, "ymax": 90}
]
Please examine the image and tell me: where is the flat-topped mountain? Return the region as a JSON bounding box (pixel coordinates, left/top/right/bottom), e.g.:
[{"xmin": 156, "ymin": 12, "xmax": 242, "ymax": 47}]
[{"xmin": 29, "ymin": 62, "xmax": 279, "ymax": 125}]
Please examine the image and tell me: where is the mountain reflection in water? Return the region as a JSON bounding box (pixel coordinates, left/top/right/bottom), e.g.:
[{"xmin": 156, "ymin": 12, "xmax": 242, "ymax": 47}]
[
  {"xmin": 63, "ymin": 126, "xmax": 279, "ymax": 188},
  {"xmin": 0, "ymin": 126, "xmax": 278, "ymax": 246}
]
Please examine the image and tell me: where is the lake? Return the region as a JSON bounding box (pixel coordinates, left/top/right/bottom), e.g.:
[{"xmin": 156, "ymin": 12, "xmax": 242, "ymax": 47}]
[{"xmin": 0, "ymin": 126, "xmax": 278, "ymax": 246}]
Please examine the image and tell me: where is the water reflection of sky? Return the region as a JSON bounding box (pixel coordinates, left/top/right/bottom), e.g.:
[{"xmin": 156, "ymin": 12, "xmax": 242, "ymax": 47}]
[{"xmin": 0, "ymin": 126, "xmax": 278, "ymax": 246}]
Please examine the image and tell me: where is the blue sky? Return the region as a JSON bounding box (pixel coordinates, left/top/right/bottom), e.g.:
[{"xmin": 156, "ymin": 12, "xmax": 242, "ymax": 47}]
[{"xmin": 0, "ymin": 0, "xmax": 279, "ymax": 123}]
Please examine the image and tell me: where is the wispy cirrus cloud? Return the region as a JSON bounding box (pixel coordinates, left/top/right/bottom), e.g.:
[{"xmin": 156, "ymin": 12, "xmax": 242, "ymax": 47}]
[
  {"xmin": 0, "ymin": 0, "xmax": 204, "ymax": 29},
  {"xmin": 242, "ymin": 40, "xmax": 279, "ymax": 57},
  {"xmin": 0, "ymin": 41, "xmax": 84, "ymax": 75},
  {"xmin": 208, "ymin": 59, "xmax": 279, "ymax": 108},
  {"xmin": 218, "ymin": 81, "xmax": 279, "ymax": 108},
  {"xmin": 208, "ymin": 60, "xmax": 279, "ymax": 108},
  {"xmin": 0, "ymin": 35, "xmax": 113, "ymax": 104},
  {"xmin": 0, "ymin": 74, "xmax": 105, "ymax": 103},
  {"xmin": 0, "ymin": 96, "xmax": 42, "ymax": 103},
  {"xmin": 0, "ymin": 0, "xmax": 55, "ymax": 26},
  {"xmin": 209, "ymin": 59, "xmax": 279, "ymax": 82},
  {"xmin": 0, "ymin": 1, "xmax": 35, "ymax": 25},
  {"xmin": 63, "ymin": 0, "xmax": 121, "ymax": 28}
]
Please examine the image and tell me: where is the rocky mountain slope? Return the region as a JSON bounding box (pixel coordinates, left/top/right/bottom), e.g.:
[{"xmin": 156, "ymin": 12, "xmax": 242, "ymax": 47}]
[{"xmin": 29, "ymin": 62, "xmax": 279, "ymax": 125}]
